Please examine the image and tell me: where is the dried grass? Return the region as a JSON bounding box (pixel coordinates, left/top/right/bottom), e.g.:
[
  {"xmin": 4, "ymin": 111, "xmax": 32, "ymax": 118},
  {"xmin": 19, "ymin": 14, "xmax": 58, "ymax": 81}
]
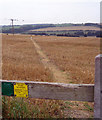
[
  {"xmin": 2, "ymin": 34, "xmax": 98, "ymax": 118},
  {"xmin": 35, "ymin": 36, "xmax": 100, "ymax": 84},
  {"xmin": 2, "ymin": 34, "xmax": 53, "ymax": 82}
]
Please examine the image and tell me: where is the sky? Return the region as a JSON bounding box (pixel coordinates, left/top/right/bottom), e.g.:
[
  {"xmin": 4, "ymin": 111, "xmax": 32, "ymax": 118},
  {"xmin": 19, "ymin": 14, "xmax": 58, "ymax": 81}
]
[{"xmin": 0, "ymin": 0, "xmax": 101, "ymax": 25}]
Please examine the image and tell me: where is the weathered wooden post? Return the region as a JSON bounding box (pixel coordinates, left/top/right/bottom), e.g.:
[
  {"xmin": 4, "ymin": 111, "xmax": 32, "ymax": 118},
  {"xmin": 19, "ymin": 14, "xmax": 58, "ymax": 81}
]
[
  {"xmin": 94, "ymin": 54, "xmax": 102, "ymax": 118},
  {"xmin": 0, "ymin": 33, "xmax": 2, "ymax": 119}
]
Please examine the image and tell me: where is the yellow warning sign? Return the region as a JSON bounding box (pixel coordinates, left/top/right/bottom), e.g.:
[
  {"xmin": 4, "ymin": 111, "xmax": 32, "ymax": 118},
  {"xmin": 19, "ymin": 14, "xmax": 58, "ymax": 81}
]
[{"xmin": 14, "ymin": 83, "xmax": 28, "ymax": 98}]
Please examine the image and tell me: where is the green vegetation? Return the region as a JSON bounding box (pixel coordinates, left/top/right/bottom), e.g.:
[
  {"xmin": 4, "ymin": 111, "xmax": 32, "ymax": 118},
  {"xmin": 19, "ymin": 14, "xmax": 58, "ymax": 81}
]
[
  {"xmin": 64, "ymin": 101, "xmax": 74, "ymax": 106},
  {"xmin": 2, "ymin": 97, "xmax": 32, "ymax": 118},
  {"xmin": 84, "ymin": 103, "xmax": 93, "ymax": 112},
  {"xmin": 2, "ymin": 24, "xmax": 55, "ymax": 34},
  {"xmin": 1, "ymin": 23, "xmax": 101, "ymax": 37},
  {"xmin": 26, "ymin": 30, "xmax": 101, "ymax": 37},
  {"xmin": 2, "ymin": 96, "xmax": 64, "ymax": 118}
]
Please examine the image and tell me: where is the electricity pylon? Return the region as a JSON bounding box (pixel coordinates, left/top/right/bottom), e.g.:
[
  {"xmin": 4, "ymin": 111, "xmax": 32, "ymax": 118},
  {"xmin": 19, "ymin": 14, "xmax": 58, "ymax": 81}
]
[
  {"xmin": 9, "ymin": 19, "xmax": 24, "ymax": 35},
  {"xmin": 10, "ymin": 19, "xmax": 18, "ymax": 35}
]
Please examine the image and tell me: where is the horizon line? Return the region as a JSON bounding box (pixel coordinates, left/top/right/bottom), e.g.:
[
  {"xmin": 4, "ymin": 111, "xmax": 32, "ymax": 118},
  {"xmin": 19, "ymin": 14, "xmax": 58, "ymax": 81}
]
[{"xmin": 0, "ymin": 22, "xmax": 100, "ymax": 26}]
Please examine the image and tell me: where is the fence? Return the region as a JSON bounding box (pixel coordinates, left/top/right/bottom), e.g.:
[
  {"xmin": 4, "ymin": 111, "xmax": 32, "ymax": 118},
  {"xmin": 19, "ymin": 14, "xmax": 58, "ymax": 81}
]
[{"xmin": 0, "ymin": 54, "xmax": 102, "ymax": 118}]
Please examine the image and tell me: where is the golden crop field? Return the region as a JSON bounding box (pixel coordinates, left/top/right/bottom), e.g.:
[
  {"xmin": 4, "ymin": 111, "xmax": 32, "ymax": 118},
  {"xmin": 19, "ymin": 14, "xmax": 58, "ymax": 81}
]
[
  {"xmin": 34, "ymin": 36, "xmax": 100, "ymax": 84},
  {"xmin": 30, "ymin": 26, "xmax": 100, "ymax": 31},
  {"xmin": 2, "ymin": 34, "xmax": 100, "ymax": 118},
  {"xmin": 2, "ymin": 34, "xmax": 53, "ymax": 82}
]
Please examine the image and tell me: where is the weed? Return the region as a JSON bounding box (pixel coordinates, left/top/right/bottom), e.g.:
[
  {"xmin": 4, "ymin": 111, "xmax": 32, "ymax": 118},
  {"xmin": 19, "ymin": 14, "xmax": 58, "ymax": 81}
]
[
  {"xmin": 84, "ymin": 103, "xmax": 93, "ymax": 112},
  {"xmin": 2, "ymin": 97, "xmax": 32, "ymax": 118},
  {"xmin": 65, "ymin": 101, "xmax": 74, "ymax": 106}
]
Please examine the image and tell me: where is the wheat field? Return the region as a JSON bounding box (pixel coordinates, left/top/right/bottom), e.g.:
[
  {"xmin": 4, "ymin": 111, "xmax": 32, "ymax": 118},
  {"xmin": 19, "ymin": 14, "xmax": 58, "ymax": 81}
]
[
  {"xmin": 2, "ymin": 34, "xmax": 100, "ymax": 118},
  {"xmin": 2, "ymin": 34, "xmax": 53, "ymax": 82},
  {"xmin": 34, "ymin": 35, "xmax": 100, "ymax": 84},
  {"xmin": 30, "ymin": 26, "xmax": 100, "ymax": 31}
]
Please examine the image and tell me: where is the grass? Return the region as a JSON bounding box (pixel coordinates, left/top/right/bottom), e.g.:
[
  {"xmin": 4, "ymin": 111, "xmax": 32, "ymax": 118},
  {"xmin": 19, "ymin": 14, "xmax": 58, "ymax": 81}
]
[
  {"xmin": 35, "ymin": 36, "xmax": 100, "ymax": 84},
  {"xmin": 84, "ymin": 103, "xmax": 93, "ymax": 112},
  {"xmin": 2, "ymin": 96, "xmax": 64, "ymax": 118},
  {"xmin": 2, "ymin": 34, "xmax": 64, "ymax": 118},
  {"xmin": 64, "ymin": 101, "xmax": 74, "ymax": 106},
  {"xmin": 6, "ymin": 98, "xmax": 30, "ymax": 118},
  {"xmin": 2, "ymin": 34, "xmax": 53, "ymax": 82},
  {"xmin": 2, "ymin": 34, "xmax": 96, "ymax": 118},
  {"xmin": 3, "ymin": 97, "xmax": 37, "ymax": 118}
]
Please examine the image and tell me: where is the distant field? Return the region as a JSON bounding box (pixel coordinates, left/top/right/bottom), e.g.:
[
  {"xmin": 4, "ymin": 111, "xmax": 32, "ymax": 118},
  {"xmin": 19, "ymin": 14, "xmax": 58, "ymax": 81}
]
[{"xmin": 30, "ymin": 26, "xmax": 100, "ymax": 31}]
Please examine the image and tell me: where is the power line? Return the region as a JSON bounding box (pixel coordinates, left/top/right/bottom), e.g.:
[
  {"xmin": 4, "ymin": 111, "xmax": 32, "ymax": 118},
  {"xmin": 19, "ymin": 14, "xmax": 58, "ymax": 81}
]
[{"xmin": 9, "ymin": 19, "xmax": 24, "ymax": 35}]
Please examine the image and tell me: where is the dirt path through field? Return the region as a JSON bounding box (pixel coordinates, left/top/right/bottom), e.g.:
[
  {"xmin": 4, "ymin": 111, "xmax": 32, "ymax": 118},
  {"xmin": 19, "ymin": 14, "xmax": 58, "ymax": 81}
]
[{"xmin": 31, "ymin": 37, "xmax": 71, "ymax": 83}]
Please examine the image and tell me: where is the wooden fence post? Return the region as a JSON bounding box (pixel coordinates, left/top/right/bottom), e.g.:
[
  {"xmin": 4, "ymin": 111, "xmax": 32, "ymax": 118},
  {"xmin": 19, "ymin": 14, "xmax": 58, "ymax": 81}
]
[{"xmin": 94, "ymin": 54, "xmax": 102, "ymax": 118}]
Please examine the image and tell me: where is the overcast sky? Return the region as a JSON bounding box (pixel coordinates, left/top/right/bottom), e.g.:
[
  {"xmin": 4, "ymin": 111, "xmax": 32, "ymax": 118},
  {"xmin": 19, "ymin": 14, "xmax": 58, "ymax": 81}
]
[{"xmin": 0, "ymin": 0, "xmax": 101, "ymax": 25}]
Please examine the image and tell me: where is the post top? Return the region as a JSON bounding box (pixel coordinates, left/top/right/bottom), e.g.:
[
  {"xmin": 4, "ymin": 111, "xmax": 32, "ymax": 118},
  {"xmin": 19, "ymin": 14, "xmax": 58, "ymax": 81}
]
[{"xmin": 95, "ymin": 54, "xmax": 102, "ymax": 59}]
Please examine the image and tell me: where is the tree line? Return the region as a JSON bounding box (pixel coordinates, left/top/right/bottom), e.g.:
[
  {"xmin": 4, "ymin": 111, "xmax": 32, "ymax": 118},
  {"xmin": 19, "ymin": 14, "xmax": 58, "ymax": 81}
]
[{"xmin": 2, "ymin": 23, "xmax": 102, "ymax": 37}]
